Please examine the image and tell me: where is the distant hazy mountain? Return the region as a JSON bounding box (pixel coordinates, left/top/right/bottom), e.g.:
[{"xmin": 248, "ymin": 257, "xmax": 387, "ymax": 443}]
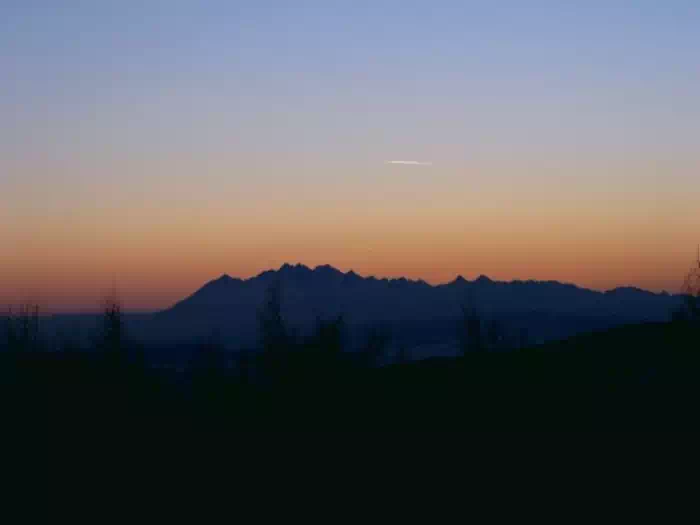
[{"xmin": 147, "ymin": 263, "xmax": 682, "ymax": 346}]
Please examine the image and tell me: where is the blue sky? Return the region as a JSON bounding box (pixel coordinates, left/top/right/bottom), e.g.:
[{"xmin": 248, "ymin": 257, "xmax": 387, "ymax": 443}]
[{"xmin": 2, "ymin": 1, "xmax": 699, "ymax": 309}]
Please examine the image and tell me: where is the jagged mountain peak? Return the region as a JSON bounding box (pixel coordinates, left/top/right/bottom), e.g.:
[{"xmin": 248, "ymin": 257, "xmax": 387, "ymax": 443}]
[
  {"xmin": 279, "ymin": 262, "xmax": 311, "ymax": 271},
  {"xmin": 313, "ymin": 264, "xmax": 343, "ymax": 274}
]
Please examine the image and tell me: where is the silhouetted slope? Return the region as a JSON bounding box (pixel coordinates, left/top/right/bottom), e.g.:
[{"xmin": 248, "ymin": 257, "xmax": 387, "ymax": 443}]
[
  {"xmin": 236, "ymin": 320, "xmax": 700, "ymax": 430},
  {"xmin": 3, "ymin": 320, "xmax": 699, "ymax": 432}
]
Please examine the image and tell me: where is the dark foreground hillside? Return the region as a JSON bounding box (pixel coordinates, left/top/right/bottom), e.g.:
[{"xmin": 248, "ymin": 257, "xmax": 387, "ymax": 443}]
[{"xmin": 2, "ymin": 321, "xmax": 699, "ymax": 433}]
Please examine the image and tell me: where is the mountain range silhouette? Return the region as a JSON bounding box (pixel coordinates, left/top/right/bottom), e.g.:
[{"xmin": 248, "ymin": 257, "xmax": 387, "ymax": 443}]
[
  {"xmin": 167, "ymin": 263, "xmax": 676, "ymax": 316},
  {"xmin": 143, "ymin": 263, "xmax": 682, "ymax": 349}
]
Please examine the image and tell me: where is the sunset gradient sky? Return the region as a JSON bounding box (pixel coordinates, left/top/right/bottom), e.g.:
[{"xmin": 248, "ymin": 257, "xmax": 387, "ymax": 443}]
[{"xmin": 2, "ymin": 1, "xmax": 700, "ymax": 312}]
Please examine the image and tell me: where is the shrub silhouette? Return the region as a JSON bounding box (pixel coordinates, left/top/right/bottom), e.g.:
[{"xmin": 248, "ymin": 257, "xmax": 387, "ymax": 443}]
[
  {"xmin": 190, "ymin": 332, "xmax": 227, "ymax": 382},
  {"xmin": 234, "ymin": 348, "xmax": 255, "ymax": 387},
  {"xmin": 485, "ymin": 318, "xmax": 506, "ymax": 350},
  {"xmin": 395, "ymin": 344, "xmax": 409, "ymax": 364},
  {"xmin": 309, "ymin": 315, "xmax": 345, "ymax": 355},
  {"xmin": 189, "ymin": 333, "xmax": 229, "ymax": 418},
  {"xmin": 304, "ymin": 315, "xmax": 346, "ymax": 378},
  {"xmin": 361, "ymin": 323, "xmax": 392, "ymax": 367}
]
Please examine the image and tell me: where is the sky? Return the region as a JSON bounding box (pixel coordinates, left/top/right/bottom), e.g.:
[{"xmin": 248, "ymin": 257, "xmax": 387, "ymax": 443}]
[{"xmin": 2, "ymin": 1, "xmax": 700, "ymax": 312}]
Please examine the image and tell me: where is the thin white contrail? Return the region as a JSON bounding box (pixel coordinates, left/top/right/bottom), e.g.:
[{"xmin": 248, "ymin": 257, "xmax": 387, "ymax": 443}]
[{"xmin": 385, "ymin": 160, "xmax": 433, "ymax": 166}]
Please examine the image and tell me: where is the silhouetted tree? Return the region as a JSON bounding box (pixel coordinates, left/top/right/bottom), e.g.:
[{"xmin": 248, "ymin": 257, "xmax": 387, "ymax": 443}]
[
  {"xmin": 518, "ymin": 327, "xmax": 530, "ymax": 349},
  {"xmin": 486, "ymin": 318, "xmax": 505, "ymax": 350},
  {"xmin": 96, "ymin": 290, "xmax": 147, "ymax": 388},
  {"xmin": 458, "ymin": 305, "xmax": 483, "ymax": 354},
  {"xmin": 100, "ymin": 292, "xmax": 124, "ymax": 355},
  {"xmin": 257, "ymin": 280, "xmax": 290, "ymax": 353},
  {"xmin": 236, "ymin": 349, "xmax": 253, "ymax": 385},
  {"xmin": 257, "ymin": 280, "xmax": 293, "ymax": 384},
  {"xmin": 4, "ymin": 304, "xmax": 41, "ymax": 352}
]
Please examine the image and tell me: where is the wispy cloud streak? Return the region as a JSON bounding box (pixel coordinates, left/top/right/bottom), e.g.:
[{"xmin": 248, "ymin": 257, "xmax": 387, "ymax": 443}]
[{"xmin": 385, "ymin": 160, "xmax": 433, "ymax": 166}]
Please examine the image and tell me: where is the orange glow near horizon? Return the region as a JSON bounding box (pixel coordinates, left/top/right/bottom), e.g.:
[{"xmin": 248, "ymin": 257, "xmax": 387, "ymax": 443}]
[
  {"xmin": 3, "ymin": 164, "xmax": 700, "ymax": 312},
  {"xmin": 4, "ymin": 204, "xmax": 698, "ymax": 313}
]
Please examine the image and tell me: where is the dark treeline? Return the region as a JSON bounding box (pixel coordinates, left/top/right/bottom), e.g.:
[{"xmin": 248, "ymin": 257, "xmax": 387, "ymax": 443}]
[{"xmin": 2, "ymin": 280, "xmax": 700, "ymax": 433}]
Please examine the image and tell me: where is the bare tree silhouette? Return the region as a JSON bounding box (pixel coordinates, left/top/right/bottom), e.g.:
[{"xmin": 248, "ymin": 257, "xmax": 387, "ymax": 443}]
[
  {"xmin": 100, "ymin": 289, "xmax": 124, "ymax": 354},
  {"xmin": 675, "ymin": 246, "xmax": 700, "ymax": 322}
]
